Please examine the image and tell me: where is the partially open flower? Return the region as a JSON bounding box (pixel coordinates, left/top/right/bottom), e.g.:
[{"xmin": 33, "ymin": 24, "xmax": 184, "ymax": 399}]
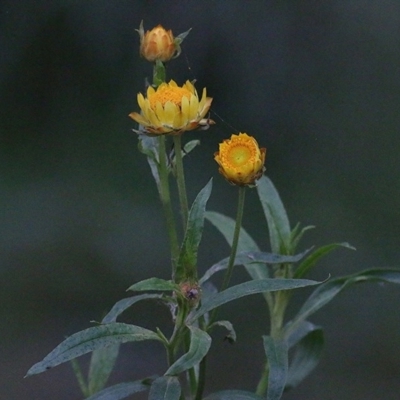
[
  {"xmin": 214, "ymin": 133, "xmax": 266, "ymax": 186},
  {"xmin": 129, "ymin": 80, "xmax": 213, "ymax": 135}
]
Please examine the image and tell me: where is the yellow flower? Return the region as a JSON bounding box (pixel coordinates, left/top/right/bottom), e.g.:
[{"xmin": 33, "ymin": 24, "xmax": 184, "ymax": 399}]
[
  {"xmin": 214, "ymin": 133, "xmax": 266, "ymax": 186},
  {"xmin": 129, "ymin": 80, "xmax": 213, "ymax": 135}
]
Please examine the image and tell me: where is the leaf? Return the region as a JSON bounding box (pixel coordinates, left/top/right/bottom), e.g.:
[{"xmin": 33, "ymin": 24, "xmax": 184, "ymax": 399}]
[
  {"xmin": 71, "ymin": 358, "xmax": 89, "ymax": 397},
  {"xmin": 188, "ymin": 278, "xmax": 320, "ymax": 324},
  {"xmin": 203, "ymin": 391, "xmax": 263, "ymax": 400},
  {"xmin": 149, "ymin": 376, "xmax": 181, "ymax": 400},
  {"xmin": 26, "ymin": 323, "xmax": 162, "ymax": 376},
  {"xmin": 246, "ymin": 248, "xmax": 312, "ymax": 265},
  {"xmin": 165, "ymin": 326, "xmax": 211, "ymax": 375},
  {"xmin": 183, "ymin": 139, "xmax": 200, "ymax": 156},
  {"xmin": 205, "ymin": 211, "xmax": 268, "ymax": 280},
  {"xmin": 294, "ymin": 242, "xmax": 356, "ymax": 279},
  {"xmin": 102, "ymin": 293, "xmax": 164, "ymax": 324},
  {"xmin": 88, "ymin": 344, "xmax": 120, "ymax": 395},
  {"xmin": 263, "ymin": 336, "xmax": 288, "ymax": 400},
  {"xmin": 175, "ymin": 178, "xmax": 213, "ymax": 282},
  {"xmin": 288, "ymin": 268, "xmax": 400, "ymax": 336},
  {"xmin": 285, "ymin": 324, "xmax": 324, "ymax": 390},
  {"xmin": 209, "ymin": 320, "xmax": 237, "ymax": 343},
  {"xmin": 85, "ymin": 379, "xmax": 151, "ymax": 400},
  {"xmin": 289, "ymin": 224, "xmax": 315, "ymax": 253},
  {"xmin": 127, "ymin": 278, "xmax": 178, "ymax": 292},
  {"xmin": 138, "ymin": 134, "xmax": 161, "ymax": 190},
  {"xmin": 256, "ymin": 175, "xmax": 291, "ymax": 254}
]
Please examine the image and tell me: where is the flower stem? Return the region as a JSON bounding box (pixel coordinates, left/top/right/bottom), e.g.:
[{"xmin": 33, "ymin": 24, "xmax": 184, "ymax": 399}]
[
  {"xmin": 173, "ymin": 135, "xmax": 189, "ymax": 230},
  {"xmin": 158, "ymin": 135, "xmax": 180, "ymax": 271},
  {"xmin": 220, "ymin": 186, "xmax": 246, "ymax": 292}
]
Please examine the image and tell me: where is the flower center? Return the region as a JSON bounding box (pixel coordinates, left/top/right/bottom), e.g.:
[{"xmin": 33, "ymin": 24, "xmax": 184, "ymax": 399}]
[
  {"xmin": 149, "ymin": 86, "xmax": 192, "ymax": 109},
  {"xmin": 227, "ymin": 144, "xmax": 254, "ymax": 167}
]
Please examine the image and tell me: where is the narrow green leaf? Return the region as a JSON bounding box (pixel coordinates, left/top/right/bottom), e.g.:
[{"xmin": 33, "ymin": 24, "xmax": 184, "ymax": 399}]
[
  {"xmin": 289, "ymin": 224, "xmax": 315, "ymax": 253},
  {"xmin": 183, "ymin": 139, "xmax": 200, "ymax": 156},
  {"xmin": 288, "ymin": 268, "xmax": 400, "ymax": 335},
  {"xmin": 71, "ymin": 358, "xmax": 89, "ymax": 397},
  {"xmin": 209, "ymin": 320, "xmax": 237, "ymax": 343},
  {"xmin": 263, "ymin": 336, "xmax": 288, "ymax": 400},
  {"xmin": 256, "ymin": 175, "xmax": 291, "ymax": 254},
  {"xmin": 294, "ymin": 242, "xmax": 355, "ymax": 279},
  {"xmin": 165, "ymin": 326, "xmax": 211, "ymax": 375},
  {"xmin": 203, "ymin": 391, "xmax": 263, "ymax": 400},
  {"xmin": 138, "ymin": 134, "xmax": 161, "ymax": 190},
  {"xmin": 285, "ymin": 325, "xmax": 324, "ymax": 390},
  {"xmin": 149, "ymin": 376, "xmax": 181, "ymax": 400},
  {"xmin": 26, "ymin": 323, "xmax": 161, "ymax": 376},
  {"xmin": 188, "ymin": 278, "xmax": 320, "ymax": 323},
  {"xmin": 205, "ymin": 211, "xmax": 268, "ymax": 280},
  {"xmin": 85, "ymin": 379, "xmax": 150, "ymax": 400},
  {"xmin": 88, "ymin": 344, "xmax": 120, "ymax": 395},
  {"xmin": 176, "ymin": 179, "xmax": 213, "ymax": 282},
  {"xmin": 246, "ymin": 248, "xmax": 312, "ymax": 264},
  {"xmin": 102, "ymin": 294, "xmax": 164, "ymax": 324},
  {"xmin": 127, "ymin": 278, "xmax": 178, "ymax": 292}
]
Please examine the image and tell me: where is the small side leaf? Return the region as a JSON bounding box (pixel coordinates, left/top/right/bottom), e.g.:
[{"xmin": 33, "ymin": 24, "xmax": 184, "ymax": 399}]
[
  {"xmin": 165, "ymin": 326, "xmax": 211, "ymax": 376},
  {"xmin": 149, "ymin": 376, "xmax": 181, "ymax": 400},
  {"xmin": 26, "ymin": 323, "xmax": 161, "ymax": 376},
  {"xmin": 209, "ymin": 320, "xmax": 237, "ymax": 343},
  {"xmin": 88, "ymin": 344, "xmax": 120, "ymax": 395},
  {"xmin": 102, "ymin": 294, "xmax": 164, "ymax": 324},
  {"xmin": 188, "ymin": 278, "xmax": 320, "ymax": 324},
  {"xmin": 256, "ymin": 175, "xmax": 291, "ymax": 254},
  {"xmin": 203, "ymin": 391, "xmax": 263, "ymax": 400},
  {"xmin": 176, "ymin": 178, "xmax": 213, "ymax": 282},
  {"xmin": 205, "ymin": 211, "xmax": 268, "ymax": 280},
  {"xmin": 85, "ymin": 379, "xmax": 151, "ymax": 400},
  {"xmin": 127, "ymin": 278, "xmax": 178, "ymax": 292},
  {"xmin": 285, "ymin": 325, "xmax": 324, "ymax": 390},
  {"xmin": 263, "ymin": 336, "xmax": 288, "ymax": 400},
  {"xmin": 294, "ymin": 242, "xmax": 355, "ymax": 279}
]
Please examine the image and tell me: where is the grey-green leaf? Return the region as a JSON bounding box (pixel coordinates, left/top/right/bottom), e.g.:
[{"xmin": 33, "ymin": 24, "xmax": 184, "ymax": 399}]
[
  {"xmin": 85, "ymin": 379, "xmax": 150, "ymax": 400},
  {"xmin": 205, "ymin": 211, "xmax": 268, "ymax": 280},
  {"xmin": 127, "ymin": 278, "xmax": 178, "ymax": 292},
  {"xmin": 288, "ymin": 268, "xmax": 400, "ymax": 335},
  {"xmin": 203, "ymin": 391, "xmax": 263, "ymax": 400},
  {"xmin": 263, "ymin": 336, "xmax": 288, "ymax": 400},
  {"xmin": 294, "ymin": 242, "xmax": 355, "ymax": 279},
  {"xmin": 209, "ymin": 320, "xmax": 237, "ymax": 343},
  {"xmin": 285, "ymin": 325, "xmax": 324, "ymax": 390},
  {"xmin": 149, "ymin": 376, "xmax": 181, "ymax": 400},
  {"xmin": 102, "ymin": 294, "xmax": 164, "ymax": 324},
  {"xmin": 188, "ymin": 278, "xmax": 320, "ymax": 323},
  {"xmin": 165, "ymin": 326, "xmax": 211, "ymax": 375},
  {"xmin": 26, "ymin": 323, "xmax": 161, "ymax": 376},
  {"xmin": 88, "ymin": 344, "xmax": 120, "ymax": 395},
  {"xmin": 176, "ymin": 179, "xmax": 213, "ymax": 282},
  {"xmin": 256, "ymin": 175, "xmax": 291, "ymax": 254}
]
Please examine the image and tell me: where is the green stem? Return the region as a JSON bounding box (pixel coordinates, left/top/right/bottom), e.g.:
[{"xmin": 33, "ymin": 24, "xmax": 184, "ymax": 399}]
[
  {"xmin": 173, "ymin": 135, "xmax": 189, "ymax": 230},
  {"xmin": 220, "ymin": 186, "xmax": 246, "ymax": 292},
  {"xmin": 158, "ymin": 136, "xmax": 180, "ymax": 271},
  {"xmin": 255, "ymin": 361, "xmax": 269, "ymax": 396}
]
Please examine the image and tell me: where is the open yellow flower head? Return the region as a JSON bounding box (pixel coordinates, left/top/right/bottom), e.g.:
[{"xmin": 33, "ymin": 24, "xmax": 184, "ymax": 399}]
[
  {"xmin": 214, "ymin": 133, "xmax": 266, "ymax": 186},
  {"xmin": 129, "ymin": 80, "xmax": 214, "ymax": 135}
]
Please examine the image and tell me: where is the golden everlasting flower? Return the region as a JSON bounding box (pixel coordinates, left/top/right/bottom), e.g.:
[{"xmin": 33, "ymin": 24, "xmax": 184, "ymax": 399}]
[
  {"xmin": 129, "ymin": 80, "xmax": 213, "ymax": 135},
  {"xmin": 214, "ymin": 133, "xmax": 266, "ymax": 186},
  {"xmin": 136, "ymin": 21, "xmax": 191, "ymax": 63}
]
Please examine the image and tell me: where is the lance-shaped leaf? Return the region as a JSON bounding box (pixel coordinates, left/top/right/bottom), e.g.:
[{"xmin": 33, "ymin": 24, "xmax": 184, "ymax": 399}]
[
  {"xmin": 285, "ymin": 323, "xmax": 324, "ymax": 390},
  {"xmin": 256, "ymin": 175, "xmax": 291, "ymax": 254},
  {"xmin": 138, "ymin": 134, "xmax": 161, "ymax": 190},
  {"xmin": 175, "ymin": 179, "xmax": 213, "ymax": 282},
  {"xmin": 165, "ymin": 326, "xmax": 211, "ymax": 376},
  {"xmin": 203, "ymin": 391, "xmax": 263, "ymax": 400},
  {"xmin": 287, "ymin": 268, "xmax": 400, "ymax": 336},
  {"xmin": 85, "ymin": 379, "xmax": 151, "ymax": 400},
  {"xmin": 294, "ymin": 242, "xmax": 355, "ymax": 279},
  {"xmin": 208, "ymin": 320, "xmax": 237, "ymax": 343},
  {"xmin": 205, "ymin": 211, "xmax": 268, "ymax": 280},
  {"xmin": 127, "ymin": 278, "xmax": 178, "ymax": 292},
  {"xmin": 102, "ymin": 293, "xmax": 165, "ymax": 324},
  {"xmin": 149, "ymin": 376, "xmax": 181, "ymax": 400},
  {"xmin": 26, "ymin": 323, "xmax": 162, "ymax": 376},
  {"xmin": 263, "ymin": 336, "xmax": 288, "ymax": 400},
  {"xmin": 188, "ymin": 278, "xmax": 320, "ymax": 324}
]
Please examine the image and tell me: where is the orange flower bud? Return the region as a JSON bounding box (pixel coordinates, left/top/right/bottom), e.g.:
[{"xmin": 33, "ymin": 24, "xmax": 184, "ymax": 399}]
[{"xmin": 214, "ymin": 133, "xmax": 266, "ymax": 186}]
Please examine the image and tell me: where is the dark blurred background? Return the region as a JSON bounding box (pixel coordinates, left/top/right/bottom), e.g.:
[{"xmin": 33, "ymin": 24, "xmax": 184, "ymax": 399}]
[{"xmin": 1, "ymin": 1, "xmax": 400, "ymax": 399}]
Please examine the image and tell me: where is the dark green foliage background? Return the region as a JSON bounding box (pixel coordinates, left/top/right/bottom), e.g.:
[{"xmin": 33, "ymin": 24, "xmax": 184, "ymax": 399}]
[{"xmin": 1, "ymin": 1, "xmax": 400, "ymax": 399}]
